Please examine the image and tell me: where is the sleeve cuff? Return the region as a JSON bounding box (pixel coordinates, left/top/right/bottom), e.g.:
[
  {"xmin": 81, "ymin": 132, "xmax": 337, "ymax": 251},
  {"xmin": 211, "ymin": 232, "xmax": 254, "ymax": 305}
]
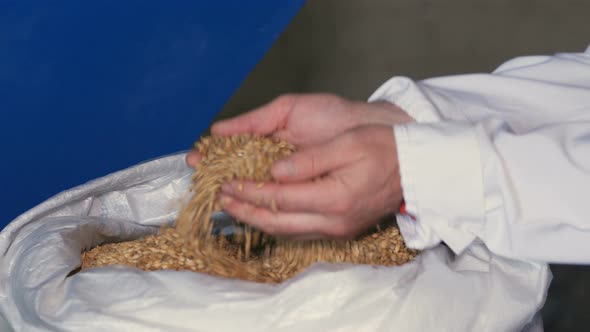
[
  {"xmin": 368, "ymin": 76, "xmax": 442, "ymax": 123},
  {"xmin": 393, "ymin": 122, "xmax": 486, "ymax": 254}
]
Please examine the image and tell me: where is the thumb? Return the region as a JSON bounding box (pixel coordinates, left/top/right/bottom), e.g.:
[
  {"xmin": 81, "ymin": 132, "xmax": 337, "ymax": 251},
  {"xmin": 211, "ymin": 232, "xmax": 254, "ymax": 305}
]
[{"xmin": 211, "ymin": 95, "xmax": 296, "ymax": 136}]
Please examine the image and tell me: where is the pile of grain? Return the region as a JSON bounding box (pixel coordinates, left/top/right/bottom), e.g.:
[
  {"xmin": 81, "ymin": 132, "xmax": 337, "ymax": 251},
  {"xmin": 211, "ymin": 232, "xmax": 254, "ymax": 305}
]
[
  {"xmin": 175, "ymin": 134, "xmax": 296, "ymax": 256},
  {"xmin": 82, "ymin": 221, "xmax": 414, "ymax": 283},
  {"xmin": 81, "ymin": 135, "xmax": 418, "ymax": 283}
]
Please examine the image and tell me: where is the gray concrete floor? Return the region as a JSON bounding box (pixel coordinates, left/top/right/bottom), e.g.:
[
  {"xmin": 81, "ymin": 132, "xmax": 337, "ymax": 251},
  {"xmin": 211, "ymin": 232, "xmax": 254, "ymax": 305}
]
[{"xmin": 215, "ymin": 1, "xmax": 590, "ymax": 331}]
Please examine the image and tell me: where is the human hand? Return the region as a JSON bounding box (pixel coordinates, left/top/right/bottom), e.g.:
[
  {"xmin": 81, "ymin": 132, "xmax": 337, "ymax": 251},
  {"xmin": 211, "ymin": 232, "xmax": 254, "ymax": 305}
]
[
  {"xmin": 185, "ymin": 94, "xmax": 412, "ymax": 167},
  {"xmin": 217, "ymin": 124, "xmax": 404, "ymax": 240}
]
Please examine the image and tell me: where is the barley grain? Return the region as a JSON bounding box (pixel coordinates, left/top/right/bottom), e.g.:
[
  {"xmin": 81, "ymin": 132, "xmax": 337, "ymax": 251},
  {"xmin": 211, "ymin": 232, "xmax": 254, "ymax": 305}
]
[{"xmin": 80, "ymin": 135, "xmax": 419, "ymax": 283}]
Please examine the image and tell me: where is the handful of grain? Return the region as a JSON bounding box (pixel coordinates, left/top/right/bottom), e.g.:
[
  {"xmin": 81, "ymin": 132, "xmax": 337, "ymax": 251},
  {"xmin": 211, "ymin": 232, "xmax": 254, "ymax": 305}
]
[{"xmin": 81, "ymin": 134, "xmax": 418, "ymax": 283}]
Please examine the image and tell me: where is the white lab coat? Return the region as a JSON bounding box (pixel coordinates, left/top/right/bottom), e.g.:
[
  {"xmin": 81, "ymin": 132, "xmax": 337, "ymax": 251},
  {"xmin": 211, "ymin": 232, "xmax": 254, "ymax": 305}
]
[{"xmin": 369, "ymin": 45, "xmax": 590, "ymax": 264}]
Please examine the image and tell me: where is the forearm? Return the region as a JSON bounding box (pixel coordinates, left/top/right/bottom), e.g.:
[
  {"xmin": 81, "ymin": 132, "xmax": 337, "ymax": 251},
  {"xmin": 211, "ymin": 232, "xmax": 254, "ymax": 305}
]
[{"xmin": 371, "ymin": 46, "xmax": 590, "ymax": 263}]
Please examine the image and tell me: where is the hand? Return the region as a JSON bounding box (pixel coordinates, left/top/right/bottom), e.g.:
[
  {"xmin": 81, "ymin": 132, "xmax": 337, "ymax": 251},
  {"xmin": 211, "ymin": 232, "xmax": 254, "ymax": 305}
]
[
  {"xmin": 217, "ymin": 124, "xmax": 404, "ymax": 240},
  {"xmin": 185, "ymin": 94, "xmax": 412, "ymax": 167}
]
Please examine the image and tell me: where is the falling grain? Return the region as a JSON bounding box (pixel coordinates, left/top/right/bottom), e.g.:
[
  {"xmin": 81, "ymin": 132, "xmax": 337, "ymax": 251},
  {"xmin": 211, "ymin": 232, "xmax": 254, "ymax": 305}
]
[{"xmin": 81, "ymin": 134, "xmax": 419, "ymax": 283}]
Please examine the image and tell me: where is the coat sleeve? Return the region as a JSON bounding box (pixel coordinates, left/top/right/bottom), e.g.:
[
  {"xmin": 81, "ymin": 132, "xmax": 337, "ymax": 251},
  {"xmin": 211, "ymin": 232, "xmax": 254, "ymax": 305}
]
[{"xmin": 368, "ymin": 45, "xmax": 590, "ymax": 264}]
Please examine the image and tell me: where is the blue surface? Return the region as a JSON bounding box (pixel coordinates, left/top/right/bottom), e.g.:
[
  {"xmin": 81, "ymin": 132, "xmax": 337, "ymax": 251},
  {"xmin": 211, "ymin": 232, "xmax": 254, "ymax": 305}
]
[{"xmin": 0, "ymin": 1, "xmax": 304, "ymax": 227}]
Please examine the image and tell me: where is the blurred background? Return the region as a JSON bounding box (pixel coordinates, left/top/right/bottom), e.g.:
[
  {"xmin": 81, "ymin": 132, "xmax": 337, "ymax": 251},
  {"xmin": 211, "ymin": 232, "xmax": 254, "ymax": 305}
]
[
  {"xmin": 215, "ymin": 1, "xmax": 590, "ymax": 331},
  {"xmin": 0, "ymin": 1, "xmax": 304, "ymax": 225},
  {"xmin": 216, "ymin": 0, "xmax": 589, "ymax": 120}
]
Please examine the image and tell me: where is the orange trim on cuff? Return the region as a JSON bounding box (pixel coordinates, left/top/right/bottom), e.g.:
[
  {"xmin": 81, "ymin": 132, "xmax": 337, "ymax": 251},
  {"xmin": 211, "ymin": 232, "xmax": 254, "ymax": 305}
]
[
  {"xmin": 398, "ymin": 200, "xmax": 416, "ymax": 220},
  {"xmin": 399, "ymin": 201, "xmax": 407, "ymax": 215}
]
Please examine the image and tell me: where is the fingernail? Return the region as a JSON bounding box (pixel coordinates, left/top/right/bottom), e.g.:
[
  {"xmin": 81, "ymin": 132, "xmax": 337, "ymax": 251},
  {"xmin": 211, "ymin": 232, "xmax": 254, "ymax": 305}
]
[
  {"xmin": 221, "ymin": 182, "xmax": 233, "ymax": 195},
  {"xmin": 185, "ymin": 152, "xmax": 200, "ymax": 168},
  {"xmin": 211, "ymin": 121, "xmax": 226, "ymax": 130},
  {"xmin": 210, "ymin": 122, "xmax": 228, "ymax": 135},
  {"xmin": 219, "ymin": 195, "xmax": 232, "ymax": 207},
  {"xmin": 273, "ymin": 160, "xmax": 296, "ymax": 178}
]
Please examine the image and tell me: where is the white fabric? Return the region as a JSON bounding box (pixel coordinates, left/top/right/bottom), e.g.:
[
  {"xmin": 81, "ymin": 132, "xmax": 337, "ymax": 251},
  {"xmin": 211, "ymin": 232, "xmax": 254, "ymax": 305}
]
[
  {"xmin": 369, "ymin": 45, "xmax": 590, "ymax": 264},
  {"xmin": 0, "ymin": 154, "xmax": 549, "ymax": 331}
]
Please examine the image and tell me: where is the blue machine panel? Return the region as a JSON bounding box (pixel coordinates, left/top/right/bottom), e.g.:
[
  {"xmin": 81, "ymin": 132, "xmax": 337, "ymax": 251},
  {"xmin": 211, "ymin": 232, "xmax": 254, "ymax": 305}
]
[{"xmin": 0, "ymin": 1, "xmax": 305, "ymax": 227}]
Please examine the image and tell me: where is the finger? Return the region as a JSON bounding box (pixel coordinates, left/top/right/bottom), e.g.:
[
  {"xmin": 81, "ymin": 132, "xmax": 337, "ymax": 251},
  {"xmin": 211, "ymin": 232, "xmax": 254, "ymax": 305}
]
[
  {"xmin": 185, "ymin": 150, "xmax": 202, "ymax": 168},
  {"xmin": 271, "ymin": 136, "xmax": 354, "ymax": 182},
  {"xmin": 218, "ymin": 194, "xmax": 329, "ymax": 237},
  {"xmin": 220, "ymin": 178, "xmax": 345, "ymax": 213},
  {"xmin": 211, "ymin": 95, "xmax": 297, "ymax": 136}
]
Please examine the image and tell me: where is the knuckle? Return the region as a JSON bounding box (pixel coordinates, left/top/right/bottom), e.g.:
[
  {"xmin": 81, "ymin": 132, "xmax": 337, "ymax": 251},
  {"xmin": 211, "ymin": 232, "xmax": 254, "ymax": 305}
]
[
  {"xmin": 272, "ymin": 186, "xmax": 285, "ymax": 207},
  {"xmin": 302, "ymin": 151, "xmax": 318, "ymax": 176},
  {"xmin": 237, "ymin": 202, "xmax": 254, "ymax": 218},
  {"xmin": 316, "ymin": 92, "xmax": 345, "ymax": 104},
  {"xmin": 300, "ymin": 148, "xmax": 327, "ymax": 178}
]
